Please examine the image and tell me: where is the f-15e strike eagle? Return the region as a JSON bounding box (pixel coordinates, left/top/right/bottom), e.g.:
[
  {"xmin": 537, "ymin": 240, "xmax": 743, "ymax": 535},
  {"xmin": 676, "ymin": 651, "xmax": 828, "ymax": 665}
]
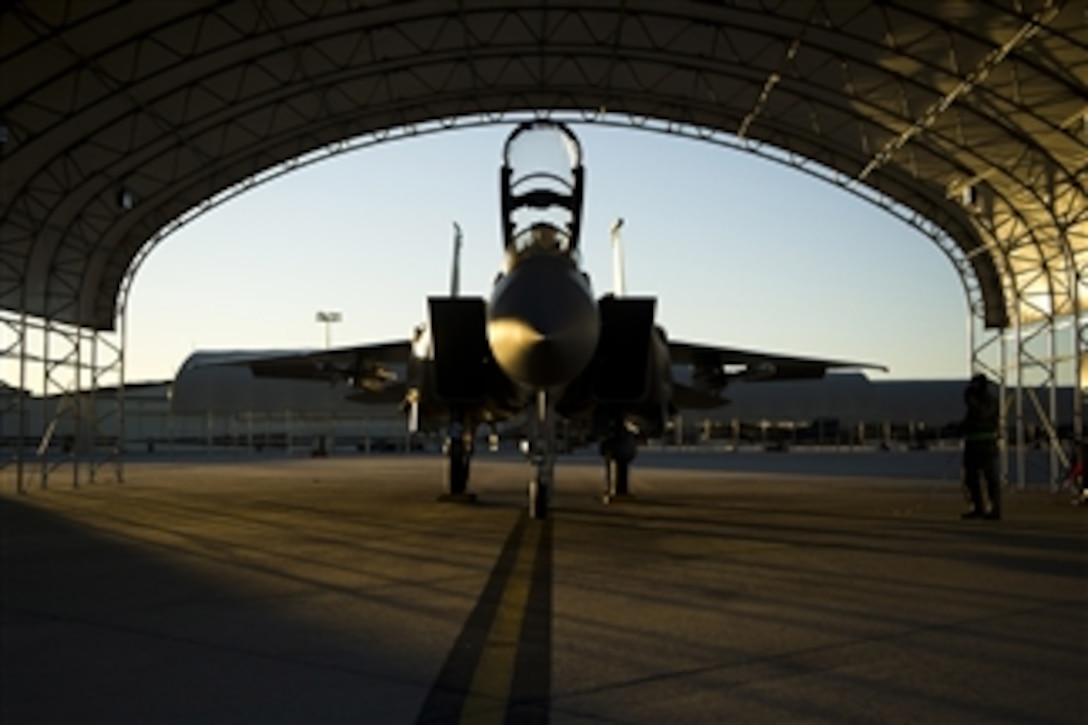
[{"xmin": 243, "ymin": 121, "xmax": 884, "ymax": 518}]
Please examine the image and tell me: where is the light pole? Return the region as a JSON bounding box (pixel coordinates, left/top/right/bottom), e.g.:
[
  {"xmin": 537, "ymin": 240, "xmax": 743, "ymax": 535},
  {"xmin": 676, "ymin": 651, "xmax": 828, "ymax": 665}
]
[
  {"xmin": 315, "ymin": 311, "xmax": 341, "ymax": 349},
  {"xmin": 314, "ymin": 310, "xmax": 341, "ymax": 457}
]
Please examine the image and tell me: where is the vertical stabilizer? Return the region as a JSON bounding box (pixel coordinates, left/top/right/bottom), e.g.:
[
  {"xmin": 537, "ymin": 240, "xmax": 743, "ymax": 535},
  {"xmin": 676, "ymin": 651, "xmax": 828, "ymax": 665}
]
[
  {"xmin": 610, "ymin": 218, "xmax": 626, "ymax": 297},
  {"xmin": 450, "ymin": 222, "xmax": 463, "ymax": 297}
]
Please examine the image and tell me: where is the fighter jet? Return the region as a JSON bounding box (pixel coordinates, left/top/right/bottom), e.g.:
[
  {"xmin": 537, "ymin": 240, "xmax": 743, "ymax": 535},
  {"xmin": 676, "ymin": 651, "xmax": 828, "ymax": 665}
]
[{"xmin": 242, "ymin": 121, "xmax": 885, "ymax": 518}]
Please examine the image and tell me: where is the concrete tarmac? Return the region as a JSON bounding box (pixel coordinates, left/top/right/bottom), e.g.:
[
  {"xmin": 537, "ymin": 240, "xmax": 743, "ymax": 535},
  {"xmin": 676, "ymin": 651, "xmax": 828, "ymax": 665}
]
[{"xmin": 2, "ymin": 452, "xmax": 1085, "ymax": 723}]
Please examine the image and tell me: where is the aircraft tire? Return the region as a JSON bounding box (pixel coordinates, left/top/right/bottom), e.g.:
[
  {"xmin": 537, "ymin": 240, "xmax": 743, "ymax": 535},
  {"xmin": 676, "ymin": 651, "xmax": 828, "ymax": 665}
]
[
  {"xmin": 529, "ymin": 479, "xmax": 548, "ymax": 519},
  {"xmin": 446, "ymin": 439, "xmax": 469, "ymax": 495},
  {"xmin": 609, "ymin": 458, "xmax": 631, "ymax": 497}
]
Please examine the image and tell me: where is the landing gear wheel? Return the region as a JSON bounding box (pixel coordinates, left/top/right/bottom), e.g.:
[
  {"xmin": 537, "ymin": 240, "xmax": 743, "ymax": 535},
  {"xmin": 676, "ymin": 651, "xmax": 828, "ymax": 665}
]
[
  {"xmin": 602, "ymin": 428, "xmax": 637, "ymax": 503},
  {"xmin": 607, "ymin": 458, "xmax": 630, "ymax": 497},
  {"xmin": 525, "ymin": 391, "xmax": 556, "ymax": 519},
  {"xmin": 529, "ymin": 477, "xmax": 549, "ymax": 519},
  {"xmin": 439, "ymin": 436, "xmax": 476, "ymax": 503},
  {"xmin": 447, "ymin": 439, "xmax": 468, "ymax": 494}
]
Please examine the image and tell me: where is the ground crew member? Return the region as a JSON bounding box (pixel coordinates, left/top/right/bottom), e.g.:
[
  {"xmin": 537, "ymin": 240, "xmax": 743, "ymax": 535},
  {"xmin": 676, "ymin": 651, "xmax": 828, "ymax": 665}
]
[{"xmin": 962, "ymin": 374, "xmax": 1000, "ymax": 520}]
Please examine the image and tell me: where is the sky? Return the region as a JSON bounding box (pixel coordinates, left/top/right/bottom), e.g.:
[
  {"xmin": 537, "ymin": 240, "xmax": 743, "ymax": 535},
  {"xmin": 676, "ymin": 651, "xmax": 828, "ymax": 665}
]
[{"xmin": 120, "ymin": 123, "xmax": 970, "ymax": 384}]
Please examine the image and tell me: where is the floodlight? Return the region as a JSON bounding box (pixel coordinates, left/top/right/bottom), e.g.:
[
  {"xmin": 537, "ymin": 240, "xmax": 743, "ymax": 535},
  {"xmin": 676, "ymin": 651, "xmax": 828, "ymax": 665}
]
[
  {"xmin": 316, "ymin": 310, "xmax": 342, "ymax": 348},
  {"xmin": 117, "ymin": 187, "xmax": 135, "ymax": 211}
]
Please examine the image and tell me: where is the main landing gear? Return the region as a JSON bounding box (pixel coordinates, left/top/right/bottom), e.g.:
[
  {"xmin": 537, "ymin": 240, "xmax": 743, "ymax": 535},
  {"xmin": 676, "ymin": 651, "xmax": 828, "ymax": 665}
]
[
  {"xmin": 439, "ymin": 419, "xmax": 477, "ymax": 503},
  {"xmin": 601, "ymin": 427, "xmax": 637, "ymax": 503},
  {"xmin": 437, "ymin": 405, "xmax": 636, "ymax": 516}
]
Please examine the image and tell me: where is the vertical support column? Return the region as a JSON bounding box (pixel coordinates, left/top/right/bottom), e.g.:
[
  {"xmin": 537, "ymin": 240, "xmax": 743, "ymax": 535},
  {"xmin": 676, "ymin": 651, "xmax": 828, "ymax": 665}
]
[
  {"xmin": 1014, "ymin": 311, "xmax": 1026, "ymax": 489},
  {"xmin": 40, "ymin": 321, "xmax": 50, "ymax": 489},
  {"xmin": 33, "ymin": 317, "xmax": 90, "ymax": 490},
  {"xmin": 1046, "ymin": 171, "xmax": 1086, "ymax": 495},
  {"xmin": 88, "ymin": 328, "xmax": 98, "ymax": 483},
  {"xmin": 1076, "ymin": 313, "xmax": 1085, "ymax": 495},
  {"xmin": 1074, "ymin": 235, "xmax": 1087, "ymax": 496},
  {"xmin": 17, "ymin": 312, "xmax": 27, "ymax": 494},
  {"xmin": 1012, "ymin": 314, "xmax": 1066, "ymax": 489},
  {"xmin": 117, "ymin": 301, "xmax": 129, "ymax": 483},
  {"xmin": 1047, "ymin": 321, "xmax": 1059, "ymax": 486},
  {"xmin": 1062, "ymin": 204, "xmax": 1088, "ymax": 499},
  {"xmin": 41, "ymin": 322, "xmax": 55, "ymax": 486},
  {"xmin": 999, "ymin": 328, "xmax": 1009, "ymax": 486},
  {"xmin": 73, "ymin": 320, "xmax": 82, "ymax": 490},
  {"xmin": 87, "ymin": 328, "xmax": 123, "ymax": 484},
  {"xmin": 0, "ymin": 310, "xmax": 30, "ymax": 494},
  {"xmin": 968, "ymin": 295, "xmax": 1008, "ymax": 486}
]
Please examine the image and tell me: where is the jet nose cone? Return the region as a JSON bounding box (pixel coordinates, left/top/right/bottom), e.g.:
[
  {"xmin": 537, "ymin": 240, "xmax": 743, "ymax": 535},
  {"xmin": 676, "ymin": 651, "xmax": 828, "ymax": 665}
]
[
  {"xmin": 489, "ymin": 316, "xmax": 596, "ymax": 388},
  {"xmin": 488, "ymin": 258, "xmax": 599, "ymax": 388}
]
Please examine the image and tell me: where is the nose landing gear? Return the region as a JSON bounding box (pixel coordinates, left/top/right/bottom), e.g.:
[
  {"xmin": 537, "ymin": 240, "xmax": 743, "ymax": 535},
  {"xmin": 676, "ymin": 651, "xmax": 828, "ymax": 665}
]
[{"xmin": 523, "ymin": 391, "xmax": 557, "ymax": 519}]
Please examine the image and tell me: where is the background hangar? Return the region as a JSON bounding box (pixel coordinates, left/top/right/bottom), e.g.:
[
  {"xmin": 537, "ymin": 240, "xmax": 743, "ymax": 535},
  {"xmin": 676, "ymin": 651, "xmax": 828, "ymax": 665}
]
[{"xmin": 1, "ymin": 0, "xmax": 1085, "ymax": 488}]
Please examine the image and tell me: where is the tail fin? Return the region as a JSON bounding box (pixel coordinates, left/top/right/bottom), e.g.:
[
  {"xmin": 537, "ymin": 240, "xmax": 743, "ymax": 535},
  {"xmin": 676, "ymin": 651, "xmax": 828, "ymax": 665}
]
[
  {"xmin": 610, "ymin": 217, "xmax": 626, "ymax": 297},
  {"xmin": 450, "ymin": 222, "xmax": 463, "ymax": 297}
]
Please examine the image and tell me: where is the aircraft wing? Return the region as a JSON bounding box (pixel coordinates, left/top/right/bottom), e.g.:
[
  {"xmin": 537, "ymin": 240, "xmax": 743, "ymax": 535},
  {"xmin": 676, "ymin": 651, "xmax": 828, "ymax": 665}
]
[
  {"xmin": 237, "ymin": 340, "xmax": 411, "ymax": 388},
  {"xmin": 668, "ymin": 340, "xmax": 887, "ymax": 385},
  {"xmin": 345, "ymin": 381, "xmax": 409, "ymax": 404},
  {"xmin": 670, "ymin": 381, "xmax": 731, "ymax": 409}
]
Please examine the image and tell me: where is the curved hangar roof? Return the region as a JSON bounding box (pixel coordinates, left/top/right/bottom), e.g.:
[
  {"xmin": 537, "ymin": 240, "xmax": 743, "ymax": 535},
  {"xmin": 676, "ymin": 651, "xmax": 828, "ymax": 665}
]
[{"xmin": 2, "ymin": 1, "xmax": 1085, "ymax": 331}]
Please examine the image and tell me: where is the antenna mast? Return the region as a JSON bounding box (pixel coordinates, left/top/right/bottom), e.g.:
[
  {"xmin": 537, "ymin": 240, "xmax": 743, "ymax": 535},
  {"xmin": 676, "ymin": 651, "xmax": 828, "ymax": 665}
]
[
  {"xmin": 450, "ymin": 222, "xmax": 463, "ymax": 297},
  {"xmin": 610, "ymin": 217, "xmax": 626, "ymax": 296}
]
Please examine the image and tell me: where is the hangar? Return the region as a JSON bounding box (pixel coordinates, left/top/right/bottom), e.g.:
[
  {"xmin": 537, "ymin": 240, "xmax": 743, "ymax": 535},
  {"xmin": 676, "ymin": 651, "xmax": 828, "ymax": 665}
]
[{"xmin": 1, "ymin": 1, "xmax": 1085, "ymax": 490}]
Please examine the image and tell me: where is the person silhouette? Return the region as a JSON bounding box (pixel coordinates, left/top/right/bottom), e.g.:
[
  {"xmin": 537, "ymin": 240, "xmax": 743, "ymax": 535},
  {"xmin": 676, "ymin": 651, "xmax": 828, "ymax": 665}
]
[{"xmin": 961, "ymin": 374, "xmax": 1000, "ymax": 520}]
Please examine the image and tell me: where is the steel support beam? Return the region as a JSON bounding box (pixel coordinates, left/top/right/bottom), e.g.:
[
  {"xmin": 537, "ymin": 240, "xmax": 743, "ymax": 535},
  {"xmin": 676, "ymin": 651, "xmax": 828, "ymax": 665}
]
[{"xmin": 0, "ymin": 311, "xmax": 123, "ymax": 492}]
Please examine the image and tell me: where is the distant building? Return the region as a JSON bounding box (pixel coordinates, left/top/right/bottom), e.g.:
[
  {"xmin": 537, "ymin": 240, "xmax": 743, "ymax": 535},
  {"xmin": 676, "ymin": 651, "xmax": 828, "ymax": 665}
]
[
  {"xmin": 680, "ymin": 373, "xmax": 1072, "ymax": 446},
  {"xmin": 1, "ymin": 359, "xmax": 1074, "ymax": 455},
  {"xmin": 169, "ymin": 351, "xmax": 407, "ymax": 450}
]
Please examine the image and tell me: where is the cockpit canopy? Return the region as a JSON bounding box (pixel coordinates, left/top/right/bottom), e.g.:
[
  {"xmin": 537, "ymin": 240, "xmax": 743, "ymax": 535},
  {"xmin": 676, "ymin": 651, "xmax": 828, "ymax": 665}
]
[
  {"xmin": 511, "ymin": 222, "xmax": 572, "ymax": 258},
  {"xmin": 500, "ymin": 120, "xmax": 585, "ymax": 264}
]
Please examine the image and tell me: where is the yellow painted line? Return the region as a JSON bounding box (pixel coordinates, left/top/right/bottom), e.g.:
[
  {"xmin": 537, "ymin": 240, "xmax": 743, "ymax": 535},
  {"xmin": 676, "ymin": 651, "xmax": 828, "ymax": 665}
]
[{"xmin": 459, "ymin": 521, "xmax": 542, "ymax": 725}]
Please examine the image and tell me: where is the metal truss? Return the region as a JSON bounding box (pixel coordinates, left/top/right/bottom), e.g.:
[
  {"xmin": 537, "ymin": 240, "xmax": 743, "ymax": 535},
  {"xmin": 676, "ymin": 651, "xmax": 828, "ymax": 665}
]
[
  {"xmin": 956, "ymin": 124, "xmax": 1088, "ymax": 488},
  {"xmin": 11, "ymin": 0, "xmax": 1080, "ymax": 329},
  {"xmin": 0, "ymin": 310, "xmax": 122, "ymax": 493},
  {"xmin": 117, "ymin": 109, "xmax": 994, "ymax": 325}
]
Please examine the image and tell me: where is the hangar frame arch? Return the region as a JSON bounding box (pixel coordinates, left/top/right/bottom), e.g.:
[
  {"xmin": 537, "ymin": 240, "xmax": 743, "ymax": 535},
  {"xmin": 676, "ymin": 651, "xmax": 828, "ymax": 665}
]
[{"xmin": 1, "ymin": 0, "xmax": 1085, "ymax": 491}]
